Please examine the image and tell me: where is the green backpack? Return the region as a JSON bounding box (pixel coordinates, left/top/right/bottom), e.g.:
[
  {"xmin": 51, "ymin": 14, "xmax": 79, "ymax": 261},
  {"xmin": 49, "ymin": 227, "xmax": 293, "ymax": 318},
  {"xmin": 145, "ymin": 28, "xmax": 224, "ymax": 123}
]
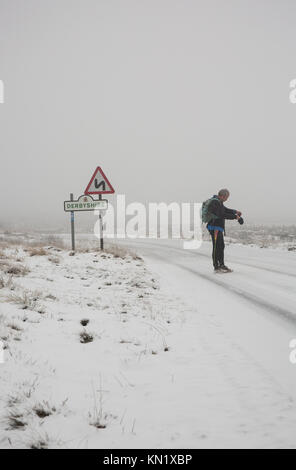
[{"xmin": 201, "ymin": 197, "xmax": 220, "ymax": 223}]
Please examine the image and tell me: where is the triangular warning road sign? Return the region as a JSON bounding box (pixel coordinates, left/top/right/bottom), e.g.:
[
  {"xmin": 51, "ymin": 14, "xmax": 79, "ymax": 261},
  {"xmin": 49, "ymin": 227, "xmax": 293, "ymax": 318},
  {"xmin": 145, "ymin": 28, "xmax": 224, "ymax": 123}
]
[{"xmin": 84, "ymin": 167, "xmax": 115, "ymax": 195}]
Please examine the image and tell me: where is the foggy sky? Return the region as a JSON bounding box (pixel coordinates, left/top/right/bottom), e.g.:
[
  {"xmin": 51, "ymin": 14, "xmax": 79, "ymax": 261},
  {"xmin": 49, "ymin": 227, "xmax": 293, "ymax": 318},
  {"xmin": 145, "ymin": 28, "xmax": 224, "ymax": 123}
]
[{"xmin": 1, "ymin": 0, "xmax": 296, "ymax": 229}]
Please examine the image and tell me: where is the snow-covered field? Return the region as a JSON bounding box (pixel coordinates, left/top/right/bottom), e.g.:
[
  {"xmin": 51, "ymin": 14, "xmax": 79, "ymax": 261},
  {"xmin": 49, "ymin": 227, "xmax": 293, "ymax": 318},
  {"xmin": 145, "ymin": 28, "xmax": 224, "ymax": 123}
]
[
  {"xmin": 1, "ymin": 234, "xmax": 296, "ymax": 449},
  {"xmin": 0, "ymin": 240, "xmax": 191, "ymax": 449}
]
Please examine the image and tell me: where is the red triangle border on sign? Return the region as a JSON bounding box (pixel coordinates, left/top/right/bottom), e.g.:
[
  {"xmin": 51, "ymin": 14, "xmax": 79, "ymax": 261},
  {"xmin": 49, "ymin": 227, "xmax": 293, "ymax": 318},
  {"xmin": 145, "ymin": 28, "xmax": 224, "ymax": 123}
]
[{"xmin": 84, "ymin": 167, "xmax": 115, "ymax": 195}]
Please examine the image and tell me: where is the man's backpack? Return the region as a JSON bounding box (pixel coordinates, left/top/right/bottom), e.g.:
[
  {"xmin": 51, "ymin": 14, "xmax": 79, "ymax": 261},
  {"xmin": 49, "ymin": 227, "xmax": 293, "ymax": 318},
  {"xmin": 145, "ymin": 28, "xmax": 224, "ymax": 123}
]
[{"xmin": 201, "ymin": 196, "xmax": 220, "ymax": 223}]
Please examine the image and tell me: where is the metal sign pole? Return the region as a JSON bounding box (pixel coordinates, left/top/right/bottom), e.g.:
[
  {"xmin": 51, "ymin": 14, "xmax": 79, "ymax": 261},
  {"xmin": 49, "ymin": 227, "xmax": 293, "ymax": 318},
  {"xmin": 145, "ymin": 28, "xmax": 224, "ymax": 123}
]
[
  {"xmin": 70, "ymin": 193, "xmax": 75, "ymax": 252},
  {"xmin": 99, "ymin": 194, "xmax": 103, "ymax": 250}
]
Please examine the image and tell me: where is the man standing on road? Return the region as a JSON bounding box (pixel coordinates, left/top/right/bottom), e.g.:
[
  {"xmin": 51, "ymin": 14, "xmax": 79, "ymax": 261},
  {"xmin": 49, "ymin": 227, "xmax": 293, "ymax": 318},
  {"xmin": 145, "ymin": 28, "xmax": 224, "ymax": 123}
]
[{"xmin": 203, "ymin": 189, "xmax": 243, "ymax": 273}]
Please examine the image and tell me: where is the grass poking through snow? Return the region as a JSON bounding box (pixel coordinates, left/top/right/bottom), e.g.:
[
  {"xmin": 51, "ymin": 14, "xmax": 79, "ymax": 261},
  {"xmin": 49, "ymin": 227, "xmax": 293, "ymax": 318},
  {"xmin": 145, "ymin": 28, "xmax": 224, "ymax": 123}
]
[{"xmin": 79, "ymin": 330, "xmax": 94, "ymax": 344}]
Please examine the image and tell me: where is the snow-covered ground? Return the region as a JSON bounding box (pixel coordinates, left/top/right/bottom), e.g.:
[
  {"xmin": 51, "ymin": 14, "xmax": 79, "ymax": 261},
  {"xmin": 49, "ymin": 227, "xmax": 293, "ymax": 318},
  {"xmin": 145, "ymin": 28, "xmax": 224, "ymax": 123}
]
[
  {"xmin": 0, "ymin": 241, "xmax": 192, "ymax": 449},
  {"xmin": 1, "ymin": 235, "xmax": 296, "ymax": 449}
]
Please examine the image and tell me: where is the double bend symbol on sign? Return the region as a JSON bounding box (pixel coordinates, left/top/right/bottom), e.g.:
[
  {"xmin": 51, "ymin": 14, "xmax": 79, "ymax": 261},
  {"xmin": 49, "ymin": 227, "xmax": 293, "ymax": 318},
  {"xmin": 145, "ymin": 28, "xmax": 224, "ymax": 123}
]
[{"xmin": 84, "ymin": 167, "xmax": 115, "ymax": 195}]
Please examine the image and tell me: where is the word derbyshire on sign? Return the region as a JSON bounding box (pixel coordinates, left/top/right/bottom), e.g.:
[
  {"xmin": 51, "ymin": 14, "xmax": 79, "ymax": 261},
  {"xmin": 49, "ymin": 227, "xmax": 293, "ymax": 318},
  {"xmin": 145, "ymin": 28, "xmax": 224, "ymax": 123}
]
[{"xmin": 64, "ymin": 194, "xmax": 108, "ymax": 212}]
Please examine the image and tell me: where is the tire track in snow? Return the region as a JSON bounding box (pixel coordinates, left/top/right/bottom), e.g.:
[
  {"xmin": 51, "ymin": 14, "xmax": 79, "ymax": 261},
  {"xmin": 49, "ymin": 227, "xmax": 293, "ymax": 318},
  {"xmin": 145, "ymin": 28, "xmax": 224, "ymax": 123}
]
[
  {"xmin": 124, "ymin": 240, "xmax": 296, "ymax": 326},
  {"xmin": 130, "ymin": 239, "xmax": 296, "ymax": 279},
  {"xmin": 174, "ymin": 263, "xmax": 296, "ymax": 326}
]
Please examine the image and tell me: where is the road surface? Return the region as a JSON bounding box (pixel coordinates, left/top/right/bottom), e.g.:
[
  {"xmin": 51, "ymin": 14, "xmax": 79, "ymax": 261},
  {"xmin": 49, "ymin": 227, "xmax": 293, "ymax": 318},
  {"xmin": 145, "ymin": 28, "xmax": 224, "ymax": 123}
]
[{"xmin": 118, "ymin": 237, "xmax": 296, "ymax": 447}]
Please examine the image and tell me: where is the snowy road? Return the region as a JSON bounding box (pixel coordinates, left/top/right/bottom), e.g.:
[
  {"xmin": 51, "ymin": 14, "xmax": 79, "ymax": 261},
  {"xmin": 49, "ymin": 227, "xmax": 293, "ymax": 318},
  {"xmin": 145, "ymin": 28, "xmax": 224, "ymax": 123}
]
[
  {"xmin": 117, "ymin": 237, "xmax": 296, "ymax": 447},
  {"xmin": 124, "ymin": 238, "xmax": 296, "ymax": 323}
]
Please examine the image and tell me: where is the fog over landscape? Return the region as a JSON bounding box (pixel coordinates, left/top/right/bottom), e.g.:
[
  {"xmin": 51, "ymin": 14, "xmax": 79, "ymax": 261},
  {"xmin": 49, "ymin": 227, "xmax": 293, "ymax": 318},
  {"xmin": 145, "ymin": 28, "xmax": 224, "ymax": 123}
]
[{"xmin": 1, "ymin": 0, "xmax": 296, "ymax": 231}]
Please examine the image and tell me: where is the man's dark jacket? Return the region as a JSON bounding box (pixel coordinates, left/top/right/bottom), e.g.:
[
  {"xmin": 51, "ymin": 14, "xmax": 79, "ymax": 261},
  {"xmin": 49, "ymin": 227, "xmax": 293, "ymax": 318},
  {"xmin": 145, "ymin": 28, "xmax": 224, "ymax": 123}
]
[{"xmin": 207, "ymin": 195, "xmax": 237, "ymax": 231}]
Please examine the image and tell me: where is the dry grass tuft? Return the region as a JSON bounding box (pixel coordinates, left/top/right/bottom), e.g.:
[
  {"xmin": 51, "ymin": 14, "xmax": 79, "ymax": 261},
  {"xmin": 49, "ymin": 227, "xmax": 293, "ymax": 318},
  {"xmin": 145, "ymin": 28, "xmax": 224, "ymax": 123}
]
[
  {"xmin": 6, "ymin": 322, "xmax": 23, "ymax": 332},
  {"xmin": 6, "ymin": 409, "xmax": 27, "ymax": 430},
  {"xmin": 102, "ymin": 244, "xmax": 142, "ymax": 260},
  {"xmin": 29, "ymin": 247, "xmax": 47, "ymax": 257},
  {"xmin": 4, "ymin": 263, "xmax": 30, "ymax": 276},
  {"xmin": 30, "ymin": 439, "xmax": 49, "ymax": 449},
  {"xmin": 28, "ymin": 432, "xmax": 61, "ymax": 449},
  {"xmin": 6, "ymin": 290, "xmax": 42, "ymax": 311},
  {"xmin": 80, "ymin": 330, "xmax": 94, "ymax": 344},
  {"xmin": 33, "ymin": 402, "xmax": 56, "ymax": 418}
]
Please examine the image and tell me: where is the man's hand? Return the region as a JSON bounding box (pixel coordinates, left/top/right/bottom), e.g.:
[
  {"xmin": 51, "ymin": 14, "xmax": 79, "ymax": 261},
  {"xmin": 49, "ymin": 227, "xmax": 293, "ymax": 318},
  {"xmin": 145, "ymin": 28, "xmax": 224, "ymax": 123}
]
[{"xmin": 236, "ymin": 211, "xmax": 242, "ymax": 217}]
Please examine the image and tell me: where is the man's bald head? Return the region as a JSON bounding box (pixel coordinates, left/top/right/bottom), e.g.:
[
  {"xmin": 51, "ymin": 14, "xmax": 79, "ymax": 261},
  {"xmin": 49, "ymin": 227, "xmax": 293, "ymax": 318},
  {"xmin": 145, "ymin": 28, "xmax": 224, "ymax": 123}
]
[{"xmin": 218, "ymin": 189, "xmax": 230, "ymax": 202}]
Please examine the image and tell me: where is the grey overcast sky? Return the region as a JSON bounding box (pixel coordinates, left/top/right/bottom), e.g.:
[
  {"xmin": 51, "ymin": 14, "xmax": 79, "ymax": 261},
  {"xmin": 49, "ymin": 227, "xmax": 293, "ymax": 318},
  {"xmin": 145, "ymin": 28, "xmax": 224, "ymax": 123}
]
[{"xmin": 0, "ymin": 0, "xmax": 296, "ymax": 228}]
